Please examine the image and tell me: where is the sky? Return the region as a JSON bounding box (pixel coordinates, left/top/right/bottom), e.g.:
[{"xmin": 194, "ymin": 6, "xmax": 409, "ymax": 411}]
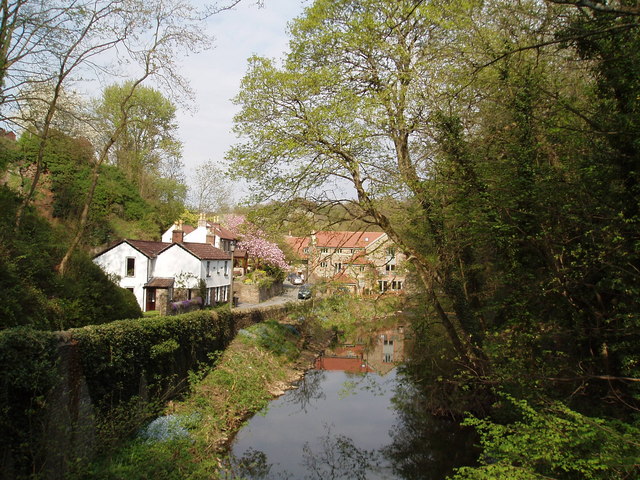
[{"xmin": 176, "ymin": 0, "xmax": 309, "ymax": 193}]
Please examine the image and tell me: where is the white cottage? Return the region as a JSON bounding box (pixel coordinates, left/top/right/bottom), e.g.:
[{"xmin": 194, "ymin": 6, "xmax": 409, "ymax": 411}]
[
  {"xmin": 162, "ymin": 215, "xmax": 237, "ymax": 251},
  {"xmin": 93, "ymin": 231, "xmax": 233, "ymax": 313}
]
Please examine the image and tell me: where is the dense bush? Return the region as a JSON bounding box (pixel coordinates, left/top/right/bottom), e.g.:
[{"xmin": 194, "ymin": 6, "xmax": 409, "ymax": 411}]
[
  {"xmin": 0, "ymin": 328, "xmax": 59, "ymax": 479},
  {"xmin": 0, "ymin": 186, "xmax": 142, "ymax": 330},
  {"xmin": 17, "ymin": 131, "xmax": 159, "ymax": 246},
  {"xmin": 451, "ymin": 396, "xmax": 640, "ymax": 480}
]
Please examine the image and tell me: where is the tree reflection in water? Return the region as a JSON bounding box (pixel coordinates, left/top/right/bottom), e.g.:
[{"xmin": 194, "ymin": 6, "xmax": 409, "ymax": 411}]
[
  {"xmin": 220, "ymin": 448, "xmax": 280, "ymax": 480},
  {"xmin": 383, "ymin": 379, "xmax": 480, "ymax": 480},
  {"xmin": 282, "ymin": 369, "xmax": 327, "ymax": 413},
  {"xmin": 301, "ymin": 423, "xmax": 380, "ymax": 480}
]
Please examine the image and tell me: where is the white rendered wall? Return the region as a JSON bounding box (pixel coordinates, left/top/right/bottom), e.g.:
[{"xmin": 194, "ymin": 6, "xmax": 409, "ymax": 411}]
[
  {"xmin": 154, "ymin": 245, "xmax": 202, "ymax": 288},
  {"xmin": 183, "ymin": 226, "xmax": 208, "ymax": 243},
  {"xmin": 93, "ymin": 243, "xmax": 150, "ymax": 310},
  {"xmin": 200, "ymin": 259, "xmax": 231, "ymax": 288},
  {"xmin": 161, "ymin": 224, "xmax": 175, "ymax": 243}
]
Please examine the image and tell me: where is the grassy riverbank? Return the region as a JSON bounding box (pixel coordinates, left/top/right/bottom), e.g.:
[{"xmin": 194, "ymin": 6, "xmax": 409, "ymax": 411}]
[{"xmin": 74, "ymin": 312, "xmax": 332, "ymax": 480}]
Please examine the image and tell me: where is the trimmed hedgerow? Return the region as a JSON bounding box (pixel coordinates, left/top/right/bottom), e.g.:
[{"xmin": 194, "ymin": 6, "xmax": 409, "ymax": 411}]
[{"xmin": 71, "ymin": 310, "xmax": 234, "ymax": 415}]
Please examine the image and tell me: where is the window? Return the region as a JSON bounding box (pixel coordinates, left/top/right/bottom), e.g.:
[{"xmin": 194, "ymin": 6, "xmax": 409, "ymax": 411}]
[
  {"xmin": 385, "ymin": 264, "xmax": 396, "ymax": 272},
  {"xmin": 303, "ymin": 247, "xmax": 309, "ymax": 253},
  {"xmin": 320, "ymin": 262, "xmax": 328, "ymax": 268},
  {"xmin": 359, "ymin": 265, "xmax": 365, "ymax": 272},
  {"xmin": 391, "ymin": 280, "xmax": 403, "ymax": 290},
  {"xmin": 384, "ymin": 353, "xmax": 393, "ymax": 363},
  {"xmin": 206, "ymin": 261, "xmax": 211, "ymax": 277},
  {"xmin": 126, "ymin": 257, "xmax": 135, "ymax": 277},
  {"xmin": 320, "ymin": 247, "xmax": 328, "ymax": 253},
  {"xmin": 224, "ymin": 260, "xmax": 229, "ymax": 276},
  {"xmin": 334, "ymin": 263, "xmax": 343, "ymax": 273},
  {"xmin": 386, "ymin": 247, "xmax": 396, "ymax": 257},
  {"xmin": 336, "ymin": 248, "xmax": 343, "ymax": 253}
]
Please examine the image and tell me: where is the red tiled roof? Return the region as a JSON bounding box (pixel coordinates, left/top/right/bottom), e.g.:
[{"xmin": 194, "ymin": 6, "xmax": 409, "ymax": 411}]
[
  {"xmin": 179, "ymin": 242, "xmax": 230, "ymax": 260},
  {"xmin": 332, "ymin": 272, "xmax": 358, "ymax": 284},
  {"xmin": 314, "ymin": 231, "xmax": 385, "ymax": 248},
  {"xmin": 128, "ymin": 239, "xmax": 171, "ymax": 257},
  {"xmin": 285, "ymin": 235, "xmax": 310, "ymax": 257},
  {"xmin": 209, "ymin": 222, "xmax": 238, "ymax": 240},
  {"xmin": 94, "ymin": 239, "xmax": 170, "ymax": 258},
  {"xmin": 286, "ymin": 231, "xmax": 386, "ymax": 257}
]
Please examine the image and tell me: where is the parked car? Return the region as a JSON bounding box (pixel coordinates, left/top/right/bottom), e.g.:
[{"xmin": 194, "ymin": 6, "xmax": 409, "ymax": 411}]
[
  {"xmin": 291, "ymin": 275, "xmax": 304, "ymax": 285},
  {"xmin": 298, "ymin": 285, "xmax": 312, "ymax": 300}
]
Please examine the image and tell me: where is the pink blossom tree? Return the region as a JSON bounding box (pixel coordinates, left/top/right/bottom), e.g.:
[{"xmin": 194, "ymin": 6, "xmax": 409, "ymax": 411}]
[{"xmin": 223, "ymin": 214, "xmax": 290, "ymax": 271}]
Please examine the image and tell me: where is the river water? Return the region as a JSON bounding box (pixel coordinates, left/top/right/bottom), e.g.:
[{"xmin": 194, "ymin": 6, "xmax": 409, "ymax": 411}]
[{"xmin": 223, "ymin": 325, "xmax": 478, "ymax": 479}]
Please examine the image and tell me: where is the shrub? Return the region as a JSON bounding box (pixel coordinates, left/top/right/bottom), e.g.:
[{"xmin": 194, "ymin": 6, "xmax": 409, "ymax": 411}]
[{"xmin": 451, "ymin": 396, "xmax": 640, "ymax": 480}]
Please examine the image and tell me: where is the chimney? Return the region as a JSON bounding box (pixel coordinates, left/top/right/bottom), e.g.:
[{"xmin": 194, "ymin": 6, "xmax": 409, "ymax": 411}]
[
  {"xmin": 206, "ymin": 228, "xmax": 215, "ymax": 245},
  {"xmin": 172, "ymin": 220, "xmax": 184, "ymax": 243},
  {"xmin": 198, "ymin": 212, "xmax": 207, "ymax": 228},
  {"xmin": 310, "ymin": 231, "xmax": 317, "ymax": 246}
]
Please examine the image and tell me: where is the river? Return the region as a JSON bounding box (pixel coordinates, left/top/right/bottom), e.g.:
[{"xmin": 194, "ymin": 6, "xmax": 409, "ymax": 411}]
[{"xmin": 222, "ymin": 324, "xmax": 479, "ymax": 479}]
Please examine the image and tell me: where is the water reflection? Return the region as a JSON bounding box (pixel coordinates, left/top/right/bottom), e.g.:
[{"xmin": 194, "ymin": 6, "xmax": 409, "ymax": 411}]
[
  {"xmin": 384, "ymin": 380, "xmax": 479, "ymax": 480},
  {"xmin": 223, "ymin": 325, "xmax": 477, "ymax": 479},
  {"xmin": 301, "ymin": 424, "xmax": 383, "ymax": 480},
  {"xmin": 282, "ymin": 369, "xmax": 326, "ymax": 414},
  {"xmin": 315, "ymin": 324, "xmax": 407, "ymax": 375}
]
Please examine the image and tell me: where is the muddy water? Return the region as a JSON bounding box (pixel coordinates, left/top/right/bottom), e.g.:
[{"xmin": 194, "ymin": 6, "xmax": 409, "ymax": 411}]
[{"xmin": 223, "ymin": 326, "xmax": 478, "ymax": 479}]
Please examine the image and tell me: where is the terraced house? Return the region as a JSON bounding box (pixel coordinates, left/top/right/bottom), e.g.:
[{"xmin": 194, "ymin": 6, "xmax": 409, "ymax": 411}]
[
  {"xmin": 285, "ymin": 231, "xmax": 406, "ymax": 294},
  {"xmin": 93, "ymin": 217, "xmax": 241, "ymax": 314}
]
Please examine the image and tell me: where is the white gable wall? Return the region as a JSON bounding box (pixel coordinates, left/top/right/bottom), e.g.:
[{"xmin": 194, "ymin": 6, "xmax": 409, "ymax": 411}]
[
  {"xmin": 93, "ymin": 243, "xmax": 150, "ymax": 309},
  {"xmin": 183, "ymin": 226, "xmax": 208, "ymax": 243},
  {"xmin": 154, "ymin": 245, "xmax": 201, "ymax": 288},
  {"xmin": 161, "ymin": 224, "xmax": 176, "ymax": 243}
]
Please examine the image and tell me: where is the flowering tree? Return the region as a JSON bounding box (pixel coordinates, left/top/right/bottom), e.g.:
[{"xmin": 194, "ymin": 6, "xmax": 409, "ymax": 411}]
[{"xmin": 223, "ymin": 214, "xmax": 289, "ymax": 270}]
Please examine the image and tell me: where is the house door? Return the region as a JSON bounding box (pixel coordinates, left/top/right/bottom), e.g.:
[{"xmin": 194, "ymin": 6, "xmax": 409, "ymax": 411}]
[{"xmin": 146, "ymin": 288, "xmax": 156, "ymax": 311}]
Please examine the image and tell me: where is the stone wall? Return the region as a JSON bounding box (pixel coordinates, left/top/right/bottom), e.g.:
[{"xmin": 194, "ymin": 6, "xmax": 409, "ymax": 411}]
[{"xmin": 234, "ymin": 281, "xmax": 284, "ymax": 304}]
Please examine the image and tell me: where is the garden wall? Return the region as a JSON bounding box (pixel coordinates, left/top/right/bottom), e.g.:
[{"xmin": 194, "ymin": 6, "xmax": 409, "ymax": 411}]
[
  {"xmin": 235, "ymin": 281, "xmax": 284, "ymax": 304},
  {"xmin": 0, "ymin": 305, "xmax": 289, "ymax": 480}
]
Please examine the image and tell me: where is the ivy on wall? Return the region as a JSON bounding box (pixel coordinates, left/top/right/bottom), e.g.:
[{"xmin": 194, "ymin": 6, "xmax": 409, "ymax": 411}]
[{"xmin": 0, "ymin": 328, "xmax": 59, "ymax": 479}]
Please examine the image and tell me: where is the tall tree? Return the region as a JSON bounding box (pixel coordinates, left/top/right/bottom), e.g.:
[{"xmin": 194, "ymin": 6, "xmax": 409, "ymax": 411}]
[
  {"xmin": 228, "ymin": 0, "xmax": 499, "ymax": 364},
  {"xmin": 56, "ymin": 0, "xmax": 210, "ymax": 274},
  {"xmin": 7, "ymin": 0, "xmax": 139, "ymax": 227},
  {"xmin": 189, "ymin": 159, "xmax": 232, "ymax": 213},
  {"xmin": 228, "ymin": 0, "xmax": 640, "ymax": 393},
  {"xmin": 98, "ymin": 81, "xmax": 182, "ymax": 198}
]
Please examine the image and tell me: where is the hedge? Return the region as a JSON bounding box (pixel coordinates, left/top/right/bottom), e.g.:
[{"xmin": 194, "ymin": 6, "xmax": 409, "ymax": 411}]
[{"xmin": 71, "ymin": 310, "xmax": 234, "ymax": 414}]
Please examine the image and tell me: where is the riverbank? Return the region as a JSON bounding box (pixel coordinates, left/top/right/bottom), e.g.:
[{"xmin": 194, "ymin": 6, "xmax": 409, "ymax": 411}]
[{"xmin": 75, "ymin": 313, "xmax": 333, "ymax": 479}]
